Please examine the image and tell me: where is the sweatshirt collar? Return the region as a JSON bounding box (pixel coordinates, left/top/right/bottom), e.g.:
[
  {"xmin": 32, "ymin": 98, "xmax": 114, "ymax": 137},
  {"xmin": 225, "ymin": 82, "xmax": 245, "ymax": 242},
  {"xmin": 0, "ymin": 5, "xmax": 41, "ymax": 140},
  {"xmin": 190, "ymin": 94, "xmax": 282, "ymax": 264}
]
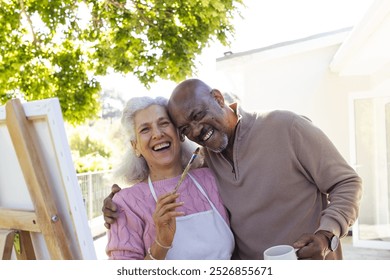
[
  {"xmin": 229, "ymin": 102, "xmax": 242, "ymax": 123},
  {"xmin": 228, "ymin": 102, "xmax": 256, "ymax": 142}
]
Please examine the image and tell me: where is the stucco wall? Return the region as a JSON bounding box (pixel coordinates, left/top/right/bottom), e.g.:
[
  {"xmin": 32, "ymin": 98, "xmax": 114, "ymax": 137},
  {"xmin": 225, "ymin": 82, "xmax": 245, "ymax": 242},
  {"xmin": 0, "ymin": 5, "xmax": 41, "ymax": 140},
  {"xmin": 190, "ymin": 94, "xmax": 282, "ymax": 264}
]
[{"xmin": 216, "ymin": 31, "xmax": 368, "ymax": 163}]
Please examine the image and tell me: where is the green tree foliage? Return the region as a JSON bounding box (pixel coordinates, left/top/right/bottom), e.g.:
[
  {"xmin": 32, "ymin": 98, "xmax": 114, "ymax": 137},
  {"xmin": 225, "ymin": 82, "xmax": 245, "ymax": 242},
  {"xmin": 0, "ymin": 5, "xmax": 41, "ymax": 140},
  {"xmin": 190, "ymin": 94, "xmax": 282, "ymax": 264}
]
[
  {"xmin": 0, "ymin": 0, "xmax": 243, "ymax": 124},
  {"xmin": 67, "ymin": 118, "xmax": 118, "ymax": 172},
  {"xmin": 70, "ymin": 134, "xmax": 112, "ymax": 158}
]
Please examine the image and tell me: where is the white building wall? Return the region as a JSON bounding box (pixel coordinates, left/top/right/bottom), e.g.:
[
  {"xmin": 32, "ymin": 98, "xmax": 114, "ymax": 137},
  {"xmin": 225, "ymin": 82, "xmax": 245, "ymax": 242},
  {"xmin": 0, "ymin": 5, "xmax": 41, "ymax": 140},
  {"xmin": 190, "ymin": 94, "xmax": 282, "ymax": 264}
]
[
  {"xmin": 216, "ymin": 29, "xmax": 390, "ymax": 248},
  {"xmin": 216, "ymin": 30, "xmax": 369, "ymax": 162}
]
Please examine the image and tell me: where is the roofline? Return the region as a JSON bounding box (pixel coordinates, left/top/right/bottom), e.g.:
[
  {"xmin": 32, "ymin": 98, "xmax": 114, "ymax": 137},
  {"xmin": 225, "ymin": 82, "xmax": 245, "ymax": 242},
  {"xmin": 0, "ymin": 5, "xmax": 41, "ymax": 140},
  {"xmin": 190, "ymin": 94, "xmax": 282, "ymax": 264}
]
[
  {"xmin": 216, "ymin": 27, "xmax": 353, "ymax": 62},
  {"xmin": 330, "ymin": 0, "xmax": 390, "ymax": 73}
]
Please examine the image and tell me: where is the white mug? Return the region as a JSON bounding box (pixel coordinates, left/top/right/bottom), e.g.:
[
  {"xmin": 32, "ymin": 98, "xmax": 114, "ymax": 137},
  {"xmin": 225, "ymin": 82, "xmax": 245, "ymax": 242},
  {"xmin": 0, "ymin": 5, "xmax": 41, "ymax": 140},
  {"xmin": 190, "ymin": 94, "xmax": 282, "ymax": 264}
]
[{"xmin": 263, "ymin": 245, "xmax": 298, "ymax": 260}]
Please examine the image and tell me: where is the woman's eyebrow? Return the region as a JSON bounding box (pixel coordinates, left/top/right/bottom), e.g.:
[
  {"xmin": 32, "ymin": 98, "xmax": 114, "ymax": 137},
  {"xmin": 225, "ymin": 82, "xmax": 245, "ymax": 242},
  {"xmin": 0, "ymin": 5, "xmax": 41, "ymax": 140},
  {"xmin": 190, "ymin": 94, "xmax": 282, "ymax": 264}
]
[{"xmin": 138, "ymin": 116, "xmax": 169, "ymax": 127}]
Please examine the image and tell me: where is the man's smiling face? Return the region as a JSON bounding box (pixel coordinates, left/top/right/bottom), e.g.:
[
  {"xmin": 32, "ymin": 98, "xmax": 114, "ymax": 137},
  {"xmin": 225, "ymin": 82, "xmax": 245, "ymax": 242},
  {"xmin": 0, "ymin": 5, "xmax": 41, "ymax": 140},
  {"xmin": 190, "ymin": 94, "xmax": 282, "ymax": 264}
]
[{"xmin": 168, "ymin": 89, "xmax": 230, "ymax": 153}]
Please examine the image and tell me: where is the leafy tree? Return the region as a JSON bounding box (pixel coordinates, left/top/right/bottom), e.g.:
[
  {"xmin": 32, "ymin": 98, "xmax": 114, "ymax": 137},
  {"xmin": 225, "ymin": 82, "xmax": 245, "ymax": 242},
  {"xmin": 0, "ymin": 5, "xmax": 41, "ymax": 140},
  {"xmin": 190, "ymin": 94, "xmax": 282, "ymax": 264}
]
[
  {"xmin": 67, "ymin": 118, "xmax": 118, "ymax": 172},
  {"xmin": 70, "ymin": 134, "xmax": 112, "ymax": 158},
  {"xmin": 0, "ymin": 0, "xmax": 243, "ymax": 124}
]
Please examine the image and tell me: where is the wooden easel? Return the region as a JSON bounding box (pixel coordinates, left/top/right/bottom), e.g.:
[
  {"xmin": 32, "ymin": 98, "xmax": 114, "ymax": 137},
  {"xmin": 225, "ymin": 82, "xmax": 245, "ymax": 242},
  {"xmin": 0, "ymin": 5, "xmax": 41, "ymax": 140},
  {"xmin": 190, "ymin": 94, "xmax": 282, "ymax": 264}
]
[{"xmin": 0, "ymin": 99, "xmax": 73, "ymax": 259}]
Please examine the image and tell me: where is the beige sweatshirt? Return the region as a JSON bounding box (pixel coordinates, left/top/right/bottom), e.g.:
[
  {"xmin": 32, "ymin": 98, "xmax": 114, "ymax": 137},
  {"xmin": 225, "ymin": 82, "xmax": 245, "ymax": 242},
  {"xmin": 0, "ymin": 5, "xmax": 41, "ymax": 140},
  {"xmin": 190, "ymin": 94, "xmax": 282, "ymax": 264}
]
[{"xmin": 204, "ymin": 105, "xmax": 362, "ymax": 260}]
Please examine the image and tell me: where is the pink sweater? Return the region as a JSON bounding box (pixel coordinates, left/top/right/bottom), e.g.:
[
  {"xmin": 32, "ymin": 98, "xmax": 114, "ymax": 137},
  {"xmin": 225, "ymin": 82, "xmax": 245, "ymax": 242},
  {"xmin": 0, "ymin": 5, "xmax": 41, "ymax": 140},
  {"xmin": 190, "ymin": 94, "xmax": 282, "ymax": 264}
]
[{"xmin": 106, "ymin": 168, "xmax": 229, "ymax": 260}]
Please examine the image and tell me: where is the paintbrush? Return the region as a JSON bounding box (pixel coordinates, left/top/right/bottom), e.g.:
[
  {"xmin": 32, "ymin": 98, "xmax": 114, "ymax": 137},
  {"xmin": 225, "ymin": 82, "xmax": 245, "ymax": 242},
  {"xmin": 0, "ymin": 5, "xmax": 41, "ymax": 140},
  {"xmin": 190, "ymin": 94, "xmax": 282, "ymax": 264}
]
[{"xmin": 173, "ymin": 147, "xmax": 200, "ymax": 193}]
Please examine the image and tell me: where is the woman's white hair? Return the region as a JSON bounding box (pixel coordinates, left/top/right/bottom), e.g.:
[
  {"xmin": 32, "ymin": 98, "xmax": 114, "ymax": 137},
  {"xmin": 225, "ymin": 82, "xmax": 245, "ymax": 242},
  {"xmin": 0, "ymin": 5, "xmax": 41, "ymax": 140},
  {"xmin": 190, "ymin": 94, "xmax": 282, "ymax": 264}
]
[{"xmin": 113, "ymin": 96, "xmax": 199, "ymax": 185}]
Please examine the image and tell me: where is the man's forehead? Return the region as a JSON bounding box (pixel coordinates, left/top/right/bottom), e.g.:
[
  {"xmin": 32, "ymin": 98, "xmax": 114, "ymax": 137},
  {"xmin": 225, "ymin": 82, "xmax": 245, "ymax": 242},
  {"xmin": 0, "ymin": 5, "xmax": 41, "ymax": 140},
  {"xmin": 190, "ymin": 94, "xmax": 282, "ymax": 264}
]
[
  {"xmin": 168, "ymin": 103, "xmax": 193, "ymax": 124},
  {"xmin": 169, "ymin": 97, "xmax": 193, "ymax": 113},
  {"xmin": 169, "ymin": 87, "xmax": 208, "ymax": 117}
]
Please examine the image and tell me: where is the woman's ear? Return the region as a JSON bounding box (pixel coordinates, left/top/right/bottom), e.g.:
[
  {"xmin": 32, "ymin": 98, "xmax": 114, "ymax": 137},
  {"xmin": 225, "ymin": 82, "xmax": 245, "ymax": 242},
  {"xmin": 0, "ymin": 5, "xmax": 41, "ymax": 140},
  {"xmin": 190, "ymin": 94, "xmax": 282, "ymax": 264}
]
[{"xmin": 131, "ymin": 141, "xmax": 141, "ymax": 158}]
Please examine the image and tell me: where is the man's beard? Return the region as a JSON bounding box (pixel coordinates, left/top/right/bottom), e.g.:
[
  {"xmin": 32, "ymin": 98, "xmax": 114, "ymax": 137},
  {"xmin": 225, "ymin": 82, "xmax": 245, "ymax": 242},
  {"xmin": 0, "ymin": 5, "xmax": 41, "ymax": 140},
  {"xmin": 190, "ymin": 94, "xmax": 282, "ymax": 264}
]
[{"xmin": 208, "ymin": 133, "xmax": 229, "ymax": 153}]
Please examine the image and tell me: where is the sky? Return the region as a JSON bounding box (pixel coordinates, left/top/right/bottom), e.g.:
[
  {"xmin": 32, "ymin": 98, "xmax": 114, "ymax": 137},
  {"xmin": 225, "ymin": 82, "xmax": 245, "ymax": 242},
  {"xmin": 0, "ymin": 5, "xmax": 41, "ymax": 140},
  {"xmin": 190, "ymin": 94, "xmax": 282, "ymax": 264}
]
[
  {"xmin": 224, "ymin": 0, "xmax": 375, "ymax": 52},
  {"xmin": 98, "ymin": 0, "xmax": 375, "ymax": 99}
]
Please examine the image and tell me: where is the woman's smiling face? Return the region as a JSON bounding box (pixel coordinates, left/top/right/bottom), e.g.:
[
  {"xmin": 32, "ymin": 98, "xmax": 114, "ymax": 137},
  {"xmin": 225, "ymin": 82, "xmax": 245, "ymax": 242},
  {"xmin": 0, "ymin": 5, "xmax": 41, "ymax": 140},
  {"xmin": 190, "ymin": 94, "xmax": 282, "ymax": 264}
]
[{"xmin": 132, "ymin": 104, "xmax": 181, "ymax": 170}]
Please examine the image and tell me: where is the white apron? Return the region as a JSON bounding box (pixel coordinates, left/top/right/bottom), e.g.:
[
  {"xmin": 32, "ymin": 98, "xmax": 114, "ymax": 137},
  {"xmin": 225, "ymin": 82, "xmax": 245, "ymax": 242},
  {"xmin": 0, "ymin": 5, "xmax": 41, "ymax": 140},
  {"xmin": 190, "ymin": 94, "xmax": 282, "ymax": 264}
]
[{"xmin": 148, "ymin": 173, "xmax": 234, "ymax": 259}]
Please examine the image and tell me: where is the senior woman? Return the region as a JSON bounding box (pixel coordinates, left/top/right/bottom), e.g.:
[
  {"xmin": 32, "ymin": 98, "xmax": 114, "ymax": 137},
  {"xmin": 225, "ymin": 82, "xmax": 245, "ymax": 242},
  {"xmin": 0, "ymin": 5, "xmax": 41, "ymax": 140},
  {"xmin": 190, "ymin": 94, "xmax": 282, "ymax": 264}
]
[{"xmin": 105, "ymin": 96, "xmax": 234, "ymax": 260}]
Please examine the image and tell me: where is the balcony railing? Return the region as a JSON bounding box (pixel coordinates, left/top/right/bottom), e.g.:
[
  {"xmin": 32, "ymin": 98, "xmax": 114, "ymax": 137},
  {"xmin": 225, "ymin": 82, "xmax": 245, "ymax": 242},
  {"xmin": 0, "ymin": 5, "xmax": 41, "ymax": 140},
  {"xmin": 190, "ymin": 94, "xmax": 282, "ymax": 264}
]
[{"xmin": 77, "ymin": 170, "xmax": 113, "ymax": 221}]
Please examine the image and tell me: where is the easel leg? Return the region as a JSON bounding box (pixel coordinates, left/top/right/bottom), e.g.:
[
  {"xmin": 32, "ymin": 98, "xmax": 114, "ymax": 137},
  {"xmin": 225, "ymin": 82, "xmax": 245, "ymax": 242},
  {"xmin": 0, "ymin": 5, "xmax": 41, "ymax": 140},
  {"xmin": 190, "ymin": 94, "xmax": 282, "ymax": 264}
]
[
  {"xmin": 15, "ymin": 231, "xmax": 36, "ymax": 260},
  {"xmin": 0, "ymin": 230, "xmax": 36, "ymax": 260},
  {"xmin": 0, "ymin": 229, "xmax": 15, "ymax": 260}
]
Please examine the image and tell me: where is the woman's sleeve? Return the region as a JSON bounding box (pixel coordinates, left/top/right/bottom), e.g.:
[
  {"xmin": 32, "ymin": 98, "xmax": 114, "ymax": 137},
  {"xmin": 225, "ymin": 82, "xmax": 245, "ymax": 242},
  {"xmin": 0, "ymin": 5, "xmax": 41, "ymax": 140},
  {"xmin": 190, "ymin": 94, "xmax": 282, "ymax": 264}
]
[{"xmin": 106, "ymin": 192, "xmax": 146, "ymax": 260}]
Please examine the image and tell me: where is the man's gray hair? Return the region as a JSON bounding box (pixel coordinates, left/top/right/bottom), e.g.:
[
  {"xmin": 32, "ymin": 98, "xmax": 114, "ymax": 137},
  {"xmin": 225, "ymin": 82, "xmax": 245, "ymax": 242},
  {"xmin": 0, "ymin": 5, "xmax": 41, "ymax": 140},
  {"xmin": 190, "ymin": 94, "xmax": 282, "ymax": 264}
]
[{"xmin": 113, "ymin": 96, "xmax": 199, "ymax": 185}]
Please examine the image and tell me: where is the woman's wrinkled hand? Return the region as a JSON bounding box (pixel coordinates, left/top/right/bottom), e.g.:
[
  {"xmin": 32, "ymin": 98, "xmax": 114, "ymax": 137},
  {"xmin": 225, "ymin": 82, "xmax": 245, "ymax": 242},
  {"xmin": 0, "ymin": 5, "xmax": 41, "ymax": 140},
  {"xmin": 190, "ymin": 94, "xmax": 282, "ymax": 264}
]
[{"xmin": 153, "ymin": 192, "xmax": 184, "ymax": 247}]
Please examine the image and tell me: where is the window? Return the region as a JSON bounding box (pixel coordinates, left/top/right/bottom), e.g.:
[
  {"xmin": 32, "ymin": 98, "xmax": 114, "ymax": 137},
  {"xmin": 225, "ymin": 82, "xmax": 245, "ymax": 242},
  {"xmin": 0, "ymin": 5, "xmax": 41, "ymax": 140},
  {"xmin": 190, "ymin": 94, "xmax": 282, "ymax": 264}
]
[{"xmin": 352, "ymin": 95, "xmax": 390, "ymax": 249}]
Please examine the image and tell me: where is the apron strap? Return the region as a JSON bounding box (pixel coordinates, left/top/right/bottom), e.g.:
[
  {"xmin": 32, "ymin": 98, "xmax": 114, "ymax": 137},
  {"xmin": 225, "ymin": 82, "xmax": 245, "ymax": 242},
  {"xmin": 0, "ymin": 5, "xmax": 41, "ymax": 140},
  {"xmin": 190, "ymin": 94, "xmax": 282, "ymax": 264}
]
[
  {"xmin": 187, "ymin": 174, "xmax": 218, "ymax": 212},
  {"xmin": 187, "ymin": 174, "xmax": 232, "ymax": 234},
  {"xmin": 148, "ymin": 173, "xmax": 218, "ymax": 213},
  {"xmin": 148, "ymin": 176, "xmax": 158, "ymax": 201}
]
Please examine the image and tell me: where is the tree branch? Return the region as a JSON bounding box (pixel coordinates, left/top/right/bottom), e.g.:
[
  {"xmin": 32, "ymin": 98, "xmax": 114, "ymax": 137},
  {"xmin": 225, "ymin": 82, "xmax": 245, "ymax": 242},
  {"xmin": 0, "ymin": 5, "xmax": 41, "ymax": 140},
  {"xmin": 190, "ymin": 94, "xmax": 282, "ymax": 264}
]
[
  {"xmin": 19, "ymin": 0, "xmax": 38, "ymax": 44},
  {"xmin": 105, "ymin": 0, "xmax": 154, "ymax": 26}
]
